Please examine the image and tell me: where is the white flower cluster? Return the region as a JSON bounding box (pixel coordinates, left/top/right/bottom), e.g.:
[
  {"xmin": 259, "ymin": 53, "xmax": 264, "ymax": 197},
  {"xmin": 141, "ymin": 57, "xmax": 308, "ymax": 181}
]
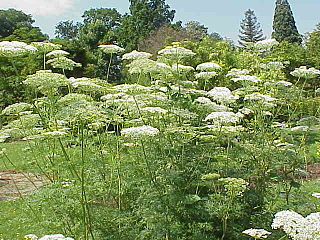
[
  {"xmin": 0, "ymin": 41, "xmax": 37, "ymax": 57},
  {"xmin": 31, "ymin": 42, "xmax": 61, "ymax": 53},
  {"xmin": 171, "ymin": 64, "xmax": 195, "ymax": 72},
  {"xmin": 231, "ymin": 75, "xmax": 261, "ymax": 83},
  {"xmin": 290, "ymin": 66, "xmax": 320, "ymax": 79},
  {"xmin": 207, "ymin": 87, "xmax": 239, "ymax": 105},
  {"xmin": 47, "ymin": 57, "xmax": 81, "ymax": 71},
  {"xmin": 122, "ymin": 50, "xmax": 152, "ymax": 60},
  {"xmin": 24, "ymin": 234, "xmax": 74, "ymax": 240},
  {"xmin": 312, "ymin": 193, "xmax": 320, "ymax": 199},
  {"xmin": 244, "ymin": 93, "xmax": 277, "ymax": 106},
  {"xmin": 127, "ymin": 58, "xmax": 170, "ymax": 74},
  {"xmin": 98, "ymin": 44, "xmax": 125, "ymax": 54},
  {"xmin": 194, "ymin": 97, "xmax": 231, "ymax": 112},
  {"xmin": 204, "ymin": 111, "xmax": 243, "ymax": 124},
  {"xmin": 2, "ymin": 102, "xmax": 32, "ymax": 116},
  {"xmin": 158, "ymin": 46, "xmax": 196, "ymax": 57},
  {"xmin": 68, "ymin": 77, "xmax": 103, "ymax": 89},
  {"xmin": 195, "ymin": 71, "xmax": 217, "ymax": 79},
  {"xmin": 272, "ymin": 210, "xmax": 320, "ymax": 240},
  {"xmin": 46, "ymin": 50, "xmax": 70, "ymax": 57},
  {"xmin": 260, "ymin": 61, "xmax": 284, "ymax": 70},
  {"xmin": 242, "ymin": 228, "xmax": 271, "ymax": 239},
  {"xmin": 275, "ymin": 80, "xmax": 293, "ymax": 87},
  {"xmin": 196, "ymin": 62, "xmax": 221, "ymax": 71},
  {"xmin": 254, "ymin": 39, "xmax": 279, "ymax": 51},
  {"xmin": 121, "ymin": 125, "xmax": 160, "ymax": 138},
  {"xmin": 226, "ymin": 68, "xmax": 250, "ymax": 77},
  {"xmin": 24, "ymin": 70, "xmax": 68, "ymax": 95},
  {"xmin": 141, "ymin": 107, "xmax": 168, "ymax": 114}
]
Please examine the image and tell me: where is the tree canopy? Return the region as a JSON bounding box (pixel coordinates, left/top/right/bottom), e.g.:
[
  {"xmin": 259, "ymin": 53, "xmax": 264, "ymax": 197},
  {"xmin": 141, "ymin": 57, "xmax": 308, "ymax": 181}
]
[
  {"xmin": 272, "ymin": 0, "xmax": 302, "ymax": 44},
  {"xmin": 238, "ymin": 9, "xmax": 265, "ymax": 47}
]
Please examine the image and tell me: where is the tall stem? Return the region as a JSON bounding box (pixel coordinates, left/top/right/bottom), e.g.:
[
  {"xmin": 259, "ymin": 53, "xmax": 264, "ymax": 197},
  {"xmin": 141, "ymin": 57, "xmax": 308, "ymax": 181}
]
[{"xmin": 106, "ymin": 53, "xmax": 113, "ymax": 82}]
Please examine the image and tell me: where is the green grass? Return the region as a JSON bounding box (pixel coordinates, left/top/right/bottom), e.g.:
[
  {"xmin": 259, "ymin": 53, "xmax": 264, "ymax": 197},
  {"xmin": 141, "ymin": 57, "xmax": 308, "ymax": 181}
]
[{"xmin": 0, "ymin": 141, "xmax": 35, "ymax": 171}]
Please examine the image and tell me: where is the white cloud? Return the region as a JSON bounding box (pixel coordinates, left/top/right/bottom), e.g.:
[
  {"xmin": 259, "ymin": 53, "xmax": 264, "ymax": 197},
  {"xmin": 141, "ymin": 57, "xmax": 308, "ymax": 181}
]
[{"xmin": 0, "ymin": 0, "xmax": 73, "ymax": 16}]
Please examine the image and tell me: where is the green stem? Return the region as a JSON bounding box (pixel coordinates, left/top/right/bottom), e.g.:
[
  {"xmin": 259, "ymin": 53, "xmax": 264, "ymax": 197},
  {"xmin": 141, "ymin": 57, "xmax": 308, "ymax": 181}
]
[{"xmin": 106, "ymin": 53, "xmax": 113, "ymax": 82}]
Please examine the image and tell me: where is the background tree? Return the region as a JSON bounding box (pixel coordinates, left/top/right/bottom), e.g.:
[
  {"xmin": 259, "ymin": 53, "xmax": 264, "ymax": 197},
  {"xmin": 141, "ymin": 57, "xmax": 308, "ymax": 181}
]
[
  {"xmin": 305, "ymin": 24, "xmax": 320, "ymax": 69},
  {"xmin": 138, "ymin": 24, "xmax": 196, "ymax": 55},
  {"xmin": 272, "ymin": 0, "xmax": 302, "ymax": 44},
  {"xmin": 238, "ymin": 9, "xmax": 265, "ymax": 47},
  {"xmin": 0, "ymin": 9, "xmax": 47, "ymax": 41},
  {"xmin": 118, "ymin": 0, "xmax": 175, "ymax": 50},
  {"xmin": 55, "ymin": 20, "xmax": 82, "ymax": 40},
  {"xmin": 0, "ymin": 9, "xmax": 34, "ymax": 38},
  {"xmin": 78, "ymin": 8, "xmax": 122, "ymax": 48}
]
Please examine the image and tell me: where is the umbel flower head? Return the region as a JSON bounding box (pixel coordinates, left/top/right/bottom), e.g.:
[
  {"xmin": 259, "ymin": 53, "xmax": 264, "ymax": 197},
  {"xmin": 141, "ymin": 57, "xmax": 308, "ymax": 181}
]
[
  {"xmin": 121, "ymin": 125, "xmax": 160, "ymax": 138},
  {"xmin": 2, "ymin": 103, "xmax": 32, "ymax": 116},
  {"xmin": 242, "ymin": 228, "xmax": 271, "ymax": 239},
  {"xmin": 231, "ymin": 75, "xmax": 261, "ymax": 83},
  {"xmin": 31, "ymin": 42, "xmax": 61, "ymax": 53},
  {"xmin": 47, "ymin": 57, "xmax": 81, "ymax": 71},
  {"xmin": 271, "ymin": 210, "xmax": 320, "ymax": 240},
  {"xmin": 127, "ymin": 58, "xmax": 170, "ymax": 74},
  {"xmin": 207, "ymin": 87, "xmax": 239, "ymax": 105},
  {"xmin": 226, "ymin": 68, "xmax": 250, "ymax": 77},
  {"xmin": 254, "ymin": 39, "xmax": 279, "ymax": 51},
  {"xmin": 195, "ymin": 72, "xmax": 217, "ymax": 79},
  {"xmin": 24, "ymin": 233, "xmax": 75, "ymax": 240},
  {"xmin": 290, "ymin": 66, "xmax": 320, "ymax": 79},
  {"xmin": 204, "ymin": 111, "xmax": 243, "ymax": 125},
  {"xmin": 24, "ymin": 70, "xmax": 68, "ymax": 95},
  {"xmin": 122, "ymin": 50, "xmax": 152, "ymax": 60},
  {"xmin": 0, "ymin": 41, "xmax": 37, "ymax": 57},
  {"xmin": 98, "ymin": 44, "xmax": 125, "ymax": 54},
  {"xmin": 46, "ymin": 50, "xmax": 70, "ymax": 58},
  {"xmin": 158, "ymin": 45, "xmax": 196, "ymax": 61},
  {"xmin": 196, "ymin": 62, "xmax": 221, "ymax": 71}
]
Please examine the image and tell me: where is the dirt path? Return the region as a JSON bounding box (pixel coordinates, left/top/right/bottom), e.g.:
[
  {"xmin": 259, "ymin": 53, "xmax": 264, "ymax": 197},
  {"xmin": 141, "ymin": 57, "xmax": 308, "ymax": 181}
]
[{"xmin": 0, "ymin": 170, "xmax": 49, "ymax": 201}]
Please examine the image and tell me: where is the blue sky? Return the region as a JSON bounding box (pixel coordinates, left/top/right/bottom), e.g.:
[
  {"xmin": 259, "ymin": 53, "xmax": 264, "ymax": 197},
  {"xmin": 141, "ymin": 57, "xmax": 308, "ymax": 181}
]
[{"xmin": 0, "ymin": 0, "xmax": 319, "ymax": 42}]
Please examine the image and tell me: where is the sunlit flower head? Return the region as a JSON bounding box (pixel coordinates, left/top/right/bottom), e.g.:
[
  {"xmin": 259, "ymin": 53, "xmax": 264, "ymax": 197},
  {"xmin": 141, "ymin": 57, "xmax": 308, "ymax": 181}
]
[
  {"xmin": 242, "ymin": 228, "xmax": 271, "ymax": 239},
  {"xmin": 122, "ymin": 50, "xmax": 152, "ymax": 60},
  {"xmin": 24, "ymin": 70, "xmax": 68, "ymax": 95},
  {"xmin": 46, "ymin": 50, "xmax": 70, "ymax": 57},
  {"xmin": 260, "ymin": 61, "xmax": 284, "ymax": 70},
  {"xmin": 127, "ymin": 58, "xmax": 170, "ymax": 74},
  {"xmin": 226, "ymin": 68, "xmax": 250, "ymax": 77},
  {"xmin": 171, "ymin": 64, "xmax": 195, "ymax": 72},
  {"xmin": 290, "ymin": 66, "xmax": 320, "ymax": 79},
  {"xmin": 0, "ymin": 41, "xmax": 37, "ymax": 57},
  {"xmin": 31, "ymin": 42, "xmax": 61, "ymax": 53},
  {"xmin": 158, "ymin": 46, "xmax": 196, "ymax": 57},
  {"xmin": 196, "ymin": 62, "xmax": 221, "ymax": 71},
  {"xmin": 204, "ymin": 111, "xmax": 243, "ymax": 124},
  {"xmin": 207, "ymin": 87, "xmax": 239, "ymax": 104},
  {"xmin": 98, "ymin": 44, "xmax": 125, "ymax": 54},
  {"xmin": 47, "ymin": 57, "xmax": 81, "ymax": 70},
  {"xmin": 2, "ymin": 103, "xmax": 33, "ymax": 116},
  {"xmin": 254, "ymin": 39, "xmax": 279, "ymax": 51},
  {"xmin": 121, "ymin": 125, "xmax": 160, "ymax": 138},
  {"xmin": 195, "ymin": 72, "xmax": 217, "ymax": 79},
  {"xmin": 231, "ymin": 75, "xmax": 261, "ymax": 83}
]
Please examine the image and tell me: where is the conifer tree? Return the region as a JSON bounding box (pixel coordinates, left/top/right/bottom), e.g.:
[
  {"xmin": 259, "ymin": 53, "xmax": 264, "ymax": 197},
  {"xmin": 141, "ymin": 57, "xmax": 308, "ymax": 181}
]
[
  {"xmin": 238, "ymin": 9, "xmax": 265, "ymax": 47},
  {"xmin": 272, "ymin": 0, "xmax": 302, "ymax": 44}
]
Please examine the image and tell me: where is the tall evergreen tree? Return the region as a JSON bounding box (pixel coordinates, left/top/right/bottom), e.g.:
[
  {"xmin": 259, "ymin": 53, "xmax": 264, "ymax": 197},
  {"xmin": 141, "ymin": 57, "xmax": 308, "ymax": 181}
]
[
  {"xmin": 272, "ymin": 0, "xmax": 302, "ymax": 44},
  {"xmin": 238, "ymin": 9, "xmax": 265, "ymax": 47}
]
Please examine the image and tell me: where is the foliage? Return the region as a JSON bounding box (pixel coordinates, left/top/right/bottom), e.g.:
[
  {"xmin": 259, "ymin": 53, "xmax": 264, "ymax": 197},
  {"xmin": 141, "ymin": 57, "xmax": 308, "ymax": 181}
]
[
  {"xmin": 272, "ymin": 0, "xmax": 302, "ymax": 44},
  {"xmin": 238, "ymin": 9, "xmax": 265, "ymax": 47},
  {"xmin": 55, "ymin": 20, "xmax": 82, "ymax": 40}
]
